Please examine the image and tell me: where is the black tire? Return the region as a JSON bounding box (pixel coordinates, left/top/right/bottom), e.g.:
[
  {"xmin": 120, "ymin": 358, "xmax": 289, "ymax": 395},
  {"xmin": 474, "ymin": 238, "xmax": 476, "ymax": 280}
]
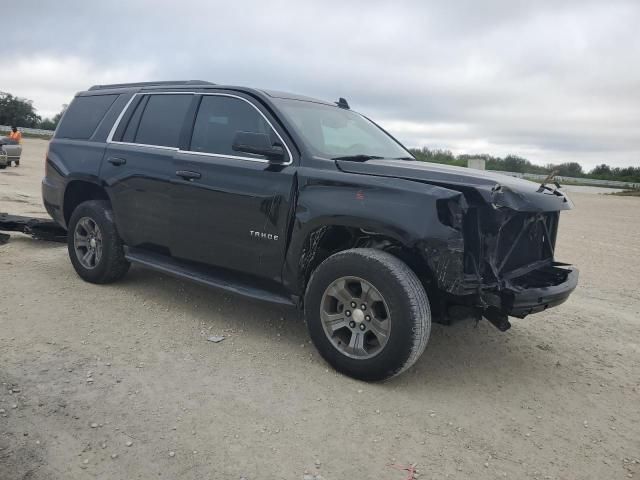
[
  {"xmin": 305, "ymin": 248, "xmax": 431, "ymax": 381},
  {"xmin": 67, "ymin": 200, "xmax": 130, "ymax": 284},
  {"xmin": 0, "ymin": 165, "xmax": 6, "ymax": 170}
]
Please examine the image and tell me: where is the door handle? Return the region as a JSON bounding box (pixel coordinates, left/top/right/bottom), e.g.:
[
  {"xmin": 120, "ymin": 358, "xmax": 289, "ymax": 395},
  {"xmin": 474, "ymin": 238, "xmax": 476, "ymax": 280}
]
[
  {"xmin": 176, "ymin": 170, "xmax": 202, "ymax": 180},
  {"xmin": 108, "ymin": 157, "xmax": 127, "ymax": 166}
]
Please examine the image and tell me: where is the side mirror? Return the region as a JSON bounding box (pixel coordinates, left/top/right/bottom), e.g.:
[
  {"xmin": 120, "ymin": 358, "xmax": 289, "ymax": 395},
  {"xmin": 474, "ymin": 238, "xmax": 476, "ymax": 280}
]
[{"xmin": 232, "ymin": 131, "xmax": 286, "ymax": 163}]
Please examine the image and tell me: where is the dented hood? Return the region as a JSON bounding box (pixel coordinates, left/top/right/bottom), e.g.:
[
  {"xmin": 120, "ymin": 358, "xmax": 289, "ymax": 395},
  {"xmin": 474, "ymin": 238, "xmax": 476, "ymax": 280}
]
[{"xmin": 336, "ymin": 159, "xmax": 573, "ymax": 212}]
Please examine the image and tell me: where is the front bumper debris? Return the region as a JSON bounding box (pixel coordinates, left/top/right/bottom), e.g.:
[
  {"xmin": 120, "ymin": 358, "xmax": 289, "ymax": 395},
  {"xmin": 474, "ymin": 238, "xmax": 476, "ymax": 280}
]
[
  {"xmin": 0, "ymin": 213, "xmax": 67, "ymax": 243},
  {"xmin": 479, "ymin": 264, "xmax": 579, "ymax": 324},
  {"xmin": 502, "ymin": 265, "xmax": 579, "ymax": 318}
]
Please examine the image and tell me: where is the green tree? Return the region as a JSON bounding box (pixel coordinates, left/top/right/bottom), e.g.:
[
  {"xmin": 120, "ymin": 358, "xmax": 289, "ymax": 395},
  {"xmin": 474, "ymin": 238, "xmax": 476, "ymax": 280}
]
[
  {"xmin": 0, "ymin": 92, "xmax": 41, "ymax": 127},
  {"xmin": 591, "ymin": 164, "xmax": 611, "ymax": 176},
  {"xmin": 555, "ymin": 162, "xmax": 583, "ymax": 177},
  {"xmin": 51, "ymin": 105, "xmax": 66, "ymax": 125},
  {"xmin": 38, "ymin": 104, "xmax": 67, "ymax": 131},
  {"xmin": 38, "ymin": 118, "xmax": 57, "ymax": 130},
  {"xmin": 502, "ymin": 155, "xmax": 528, "ymax": 173}
]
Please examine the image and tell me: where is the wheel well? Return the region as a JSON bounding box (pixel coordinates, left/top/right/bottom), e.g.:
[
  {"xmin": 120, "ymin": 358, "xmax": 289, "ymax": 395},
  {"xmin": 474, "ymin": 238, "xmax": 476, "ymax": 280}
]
[
  {"xmin": 63, "ymin": 181, "xmax": 110, "ymax": 225},
  {"xmin": 299, "ymin": 225, "xmax": 432, "ymax": 292}
]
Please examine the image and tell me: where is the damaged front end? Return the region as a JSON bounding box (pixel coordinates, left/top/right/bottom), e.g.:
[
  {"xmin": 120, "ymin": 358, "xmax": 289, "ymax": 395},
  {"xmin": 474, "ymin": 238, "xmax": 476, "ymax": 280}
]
[
  {"xmin": 421, "ymin": 183, "xmax": 578, "ymax": 331},
  {"xmin": 333, "ymin": 158, "xmax": 579, "ymax": 330}
]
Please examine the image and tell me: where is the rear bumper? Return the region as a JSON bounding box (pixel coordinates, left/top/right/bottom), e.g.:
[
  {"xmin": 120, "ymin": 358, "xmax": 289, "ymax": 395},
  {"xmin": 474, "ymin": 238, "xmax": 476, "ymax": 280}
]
[
  {"xmin": 501, "ymin": 265, "xmax": 579, "ymax": 318},
  {"xmin": 42, "ymin": 177, "xmax": 66, "ymax": 228}
]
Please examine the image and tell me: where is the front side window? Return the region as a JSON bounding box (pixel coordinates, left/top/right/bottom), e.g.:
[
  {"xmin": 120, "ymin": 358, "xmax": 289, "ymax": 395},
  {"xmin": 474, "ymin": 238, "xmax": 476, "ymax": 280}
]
[
  {"xmin": 133, "ymin": 94, "xmax": 192, "ymax": 148},
  {"xmin": 190, "ymin": 95, "xmax": 279, "ymax": 158},
  {"xmin": 274, "ymin": 98, "xmax": 411, "ymax": 160}
]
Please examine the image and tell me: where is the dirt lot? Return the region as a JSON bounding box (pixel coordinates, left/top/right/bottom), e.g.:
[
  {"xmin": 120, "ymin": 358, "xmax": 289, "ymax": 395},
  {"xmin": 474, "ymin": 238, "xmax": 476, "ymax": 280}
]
[{"xmin": 1, "ymin": 138, "xmax": 639, "ymax": 480}]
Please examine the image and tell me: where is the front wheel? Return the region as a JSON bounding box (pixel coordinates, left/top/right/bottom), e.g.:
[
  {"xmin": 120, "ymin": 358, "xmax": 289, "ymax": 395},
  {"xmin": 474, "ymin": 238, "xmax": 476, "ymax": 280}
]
[
  {"xmin": 304, "ymin": 248, "xmax": 431, "ymax": 381},
  {"xmin": 67, "ymin": 200, "xmax": 130, "ymax": 284}
]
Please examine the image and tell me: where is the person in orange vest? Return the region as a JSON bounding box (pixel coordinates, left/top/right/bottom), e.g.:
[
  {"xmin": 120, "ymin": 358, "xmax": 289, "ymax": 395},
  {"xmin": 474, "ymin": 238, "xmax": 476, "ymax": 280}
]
[{"xmin": 8, "ymin": 126, "xmax": 22, "ymax": 143}]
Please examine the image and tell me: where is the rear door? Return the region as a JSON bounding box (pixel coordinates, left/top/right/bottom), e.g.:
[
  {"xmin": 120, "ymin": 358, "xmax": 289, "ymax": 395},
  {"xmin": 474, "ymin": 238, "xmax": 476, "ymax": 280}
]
[
  {"xmin": 102, "ymin": 92, "xmax": 194, "ymax": 250},
  {"xmin": 171, "ymin": 93, "xmax": 296, "ymax": 280}
]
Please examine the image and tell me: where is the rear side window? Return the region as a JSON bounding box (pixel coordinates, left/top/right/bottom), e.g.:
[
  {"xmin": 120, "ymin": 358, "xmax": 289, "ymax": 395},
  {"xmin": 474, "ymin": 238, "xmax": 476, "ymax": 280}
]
[
  {"xmin": 190, "ymin": 95, "xmax": 278, "ymax": 157},
  {"xmin": 133, "ymin": 94, "xmax": 192, "ymax": 148},
  {"xmin": 56, "ymin": 94, "xmax": 118, "ymax": 140},
  {"xmin": 120, "ymin": 96, "xmax": 149, "ymax": 143}
]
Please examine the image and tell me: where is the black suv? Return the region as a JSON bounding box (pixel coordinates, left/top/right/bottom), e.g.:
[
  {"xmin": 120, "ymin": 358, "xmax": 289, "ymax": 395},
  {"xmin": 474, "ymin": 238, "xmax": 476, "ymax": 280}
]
[{"xmin": 43, "ymin": 80, "xmax": 578, "ymax": 381}]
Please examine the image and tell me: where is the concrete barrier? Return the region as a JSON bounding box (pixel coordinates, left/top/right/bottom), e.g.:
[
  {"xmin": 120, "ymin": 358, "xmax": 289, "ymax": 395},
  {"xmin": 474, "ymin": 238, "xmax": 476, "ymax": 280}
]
[
  {"xmin": 0, "ymin": 125, "xmax": 54, "ymax": 137},
  {"xmin": 491, "ymin": 170, "xmax": 640, "ymax": 190},
  {"xmin": 467, "ymin": 158, "xmax": 486, "ymax": 170}
]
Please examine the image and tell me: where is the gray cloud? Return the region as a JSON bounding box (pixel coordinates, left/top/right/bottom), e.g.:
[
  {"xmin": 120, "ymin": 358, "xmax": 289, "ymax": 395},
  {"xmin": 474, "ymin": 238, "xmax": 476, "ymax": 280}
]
[{"xmin": 4, "ymin": 0, "xmax": 640, "ymax": 168}]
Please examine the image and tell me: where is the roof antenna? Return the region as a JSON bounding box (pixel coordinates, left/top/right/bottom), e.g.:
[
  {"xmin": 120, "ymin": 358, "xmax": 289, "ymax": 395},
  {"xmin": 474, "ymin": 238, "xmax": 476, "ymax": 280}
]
[{"xmin": 336, "ymin": 97, "xmax": 350, "ymax": 109}]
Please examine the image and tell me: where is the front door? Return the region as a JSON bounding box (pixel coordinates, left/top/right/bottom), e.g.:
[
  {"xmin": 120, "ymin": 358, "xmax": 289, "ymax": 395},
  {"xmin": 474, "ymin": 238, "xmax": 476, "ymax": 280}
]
[{"xmin": 171, "ymin": 93, "xmax": 295, "ymax": 281}]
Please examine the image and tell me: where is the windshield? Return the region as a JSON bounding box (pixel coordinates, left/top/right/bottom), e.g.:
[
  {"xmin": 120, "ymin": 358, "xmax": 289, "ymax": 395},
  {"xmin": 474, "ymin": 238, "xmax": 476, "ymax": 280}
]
[{"xmin": 274, "ymin": 99, "xmax": 412, "ymax": 160}]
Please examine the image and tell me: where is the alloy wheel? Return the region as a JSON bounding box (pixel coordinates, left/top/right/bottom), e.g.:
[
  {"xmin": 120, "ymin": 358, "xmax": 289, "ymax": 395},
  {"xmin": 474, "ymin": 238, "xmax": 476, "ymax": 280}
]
[
  {"xmin": 74, "ymin": 217, "xmax": 103, "ymax": 269},
  {"xmin": 320, "ymin": 276, "xmax": 391, "ymax": 359}
]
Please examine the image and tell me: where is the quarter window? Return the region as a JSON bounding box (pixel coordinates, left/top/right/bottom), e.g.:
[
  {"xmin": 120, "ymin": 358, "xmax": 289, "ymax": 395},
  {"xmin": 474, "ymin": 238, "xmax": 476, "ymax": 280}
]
[
  {"xmin": 133, "ymin": 94, "xmax": 192, "ymax": 148},
  {"xmin": 56, "ymin": 94, "xmax": 118, "ymax": 140},
  {"xmin": 190, "ymin": 96, "xmax": 279, "ymax": 158}
]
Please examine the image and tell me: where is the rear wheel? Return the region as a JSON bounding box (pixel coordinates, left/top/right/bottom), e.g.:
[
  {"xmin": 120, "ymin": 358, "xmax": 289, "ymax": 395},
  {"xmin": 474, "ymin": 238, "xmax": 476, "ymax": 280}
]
[
  {"xmin": 67, "ymin": 200, "xmax": 130, "ymax": 284},
  {"xmin": 305, "ymin": 248, "xmax": 431, "ymax": 381}
]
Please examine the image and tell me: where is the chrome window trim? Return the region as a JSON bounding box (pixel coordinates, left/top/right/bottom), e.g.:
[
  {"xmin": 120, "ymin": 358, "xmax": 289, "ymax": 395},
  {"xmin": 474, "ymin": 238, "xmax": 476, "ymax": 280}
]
[
  {"xmin": 106, "ymin": 141, "xmax": 178, "ymax": 152},
  {"xmin": 178, "ymin": 149, "xmax": 281, "ymax": 163},
  {"xmin": 106, "ymin": 93, "xmax": 144, "ymax": 143},
  {"xmin": 106, "ymin": 91, "xmax": 293, "ymax": 165}
]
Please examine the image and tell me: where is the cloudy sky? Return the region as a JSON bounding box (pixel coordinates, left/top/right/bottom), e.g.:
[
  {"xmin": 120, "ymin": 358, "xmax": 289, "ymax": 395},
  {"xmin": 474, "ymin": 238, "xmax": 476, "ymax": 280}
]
[{"xmin": 3, "ymin": 0, "xmax": 639, "ymax": 169}]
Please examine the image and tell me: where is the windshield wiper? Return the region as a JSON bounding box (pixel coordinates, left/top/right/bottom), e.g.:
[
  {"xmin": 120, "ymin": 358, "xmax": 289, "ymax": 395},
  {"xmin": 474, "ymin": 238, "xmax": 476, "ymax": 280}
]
[{"xmin": 332, "ymin": 154, "xmax": 384, "ymax": 161}]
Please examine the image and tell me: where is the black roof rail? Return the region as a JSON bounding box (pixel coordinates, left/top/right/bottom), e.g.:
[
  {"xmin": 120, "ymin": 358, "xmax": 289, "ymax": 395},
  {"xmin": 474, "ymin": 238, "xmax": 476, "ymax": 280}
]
[{"xmin": 88, "ymin": 80, "xmax": 215, "ymax": 91}]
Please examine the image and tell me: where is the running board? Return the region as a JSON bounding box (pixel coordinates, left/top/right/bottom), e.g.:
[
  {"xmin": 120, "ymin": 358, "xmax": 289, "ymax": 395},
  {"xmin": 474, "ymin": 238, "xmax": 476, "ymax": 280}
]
[{"xmin": 124, "ymin": 247, "xmax": 295, "ymax": 307}]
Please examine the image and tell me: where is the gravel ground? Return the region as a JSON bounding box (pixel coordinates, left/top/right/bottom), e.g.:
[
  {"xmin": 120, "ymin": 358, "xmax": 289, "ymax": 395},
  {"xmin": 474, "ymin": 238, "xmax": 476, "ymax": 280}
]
[{"xmin": 1, "ymin": 139, "xmax": 639, "ymax": 480}]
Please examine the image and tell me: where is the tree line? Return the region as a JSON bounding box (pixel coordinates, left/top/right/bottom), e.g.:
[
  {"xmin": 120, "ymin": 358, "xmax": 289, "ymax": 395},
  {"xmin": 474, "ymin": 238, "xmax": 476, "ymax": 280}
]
[
  {"xmin": 0, "ymin": 92, "xmax": 65, "ymax": 131},
  {"xmin": 409, "ymin": 147, "xmax": 640, "ymax": 184}
]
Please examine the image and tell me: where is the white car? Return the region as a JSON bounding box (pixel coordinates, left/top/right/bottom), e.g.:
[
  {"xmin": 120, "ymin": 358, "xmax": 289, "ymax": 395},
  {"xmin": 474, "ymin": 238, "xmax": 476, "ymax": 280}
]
[{"xmin": 0, "ymin": 136, "xmax": 22, "ymax": 168}]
